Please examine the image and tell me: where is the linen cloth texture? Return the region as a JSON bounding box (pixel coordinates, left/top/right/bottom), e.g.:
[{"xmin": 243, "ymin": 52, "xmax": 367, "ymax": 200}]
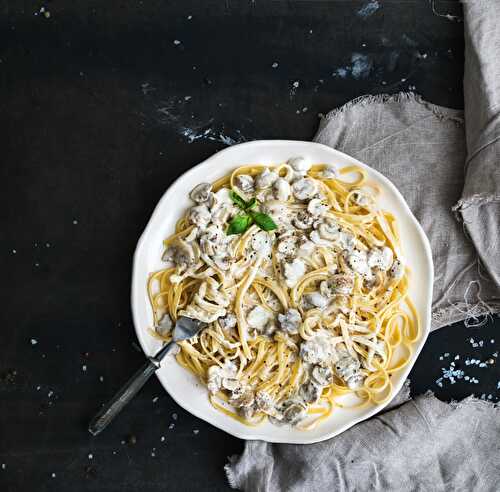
[
  {"xmin": 226, "ymin": 1, "xmax": 500, "ymax": 491},
  {"xmin": 226, "ymin": 389, "xmax": 500, "ymax": 492}
]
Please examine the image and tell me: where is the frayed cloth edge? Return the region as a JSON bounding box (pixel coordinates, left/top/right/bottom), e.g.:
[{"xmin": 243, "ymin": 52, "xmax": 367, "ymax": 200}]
[
  {"xmin": 320, "ymin": 92, "xmax": 464, "ymax": 125},
  {"xmin": 225, "ymin": 454, "xmax": 241, "ymax": 490},
  {"xmin": 419, "ymin": 389, "xmax": 499, "ymax": 412},
  {"xmin": 452, "ymin": 193, "xmax": 500, "ymax": 217},
  {"xmin": 431, "ymin": 301, "xmax": 500, "ymax": 330}
]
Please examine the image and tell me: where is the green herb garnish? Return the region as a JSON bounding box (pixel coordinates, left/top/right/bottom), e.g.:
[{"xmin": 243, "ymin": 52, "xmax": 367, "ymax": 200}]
[{"xmin": 226, "ymin": 191, "xmax": 277, "ymax": 235}]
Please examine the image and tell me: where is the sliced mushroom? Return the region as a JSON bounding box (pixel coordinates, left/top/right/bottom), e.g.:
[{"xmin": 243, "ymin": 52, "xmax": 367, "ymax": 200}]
[
  {"xmin": 287, "ymin": 156, "xmax": 312, "ymax": 175},
  {"xmin": 162, "ymin": 239, "xmax": 197, "ymax": 267},
  {"xmin": 281, "ymin": 400, "xmax": 307, "ymax": 424},
  {"xmin": 389, "ymin": 259, "xmax": 404, "ymax": 280},
  {"xmin": 278, "ymin": 308, "xmax": 302, "ymax": 335},
  {"xmin": 156, "ymin": 313, "xmax": 173, "ymax": 337},
  {"xmin": 322, "ymin": 165, "xmax": 339, "ymax": 179},
  {"xmin": 293, "ymin": 210, "xmax": 314, "ymax": 230},
  {"xmin": 255, "ymin": 168, "xmax": 279, "ymax": 189},
  {"xmin": 292, "ymin": 178, "xmax": 317, "ymax": 201},
  {"xmin": 234, "ymin": 174, "xmax": 255, "ymax": 194},
  {"xmin": 311, "ymin": 365, "xmax": 334, "ymax": 386},
  {"xmin": 320, "ymin": 274, "xmax": 355, "ymax": 297},
  {"xmin": 229, "ymin": 385, "xmax": 255, "ymax": 408},
  {"xmin": 307, "ymin": 198, "xmax": 329, "ymax": 217},
  {"xmin": 317, "ymin": 219, "xmax": 341, "ymax": 240},
  {"xmin": 188, "ymin": 204, "xmax": 212, "ymax": 227},
  {"xmin": 255, "ymin": 391, "xmax": 275, "ymax": 414},
  {"xmin": 189, "ymin": 183, "xmax": 212, "ymax": 203},
  {"xmin": 299, "ymin": 381, "xmax": 322, "ymax": 404},
  {"xmin": 273, "ymin": 178, "xmax": 291, "ymax": 202}
]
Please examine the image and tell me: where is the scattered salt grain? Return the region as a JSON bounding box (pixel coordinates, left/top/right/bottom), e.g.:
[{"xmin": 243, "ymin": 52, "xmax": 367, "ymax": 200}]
[
  {"xmin": 152, "ymin": 396, "xmax": 159, "ymax": 403},
  {"xmin": 48, "ymin": 390, "xmax": 53, "ymax": 398},
  {"xmin": 444, "ymin": 352, "xmax": 450, "ymax": 357},
  {"xmin": 99, "ymin": 376, "xmax": 104, "ymax": 382},
  {"xmin": 292, "ymin": 81, "xmax": 299, "ymax": 88},
  {"xmin": 88, "ymin": 454, "xmax": 93, "ymax": 460},
  {"xmin": 271, "ymin": 62, "xmax": 278, "ymax": 68},
  {"xmin": 151, "ymin": 451, "xmax": 156, "ymax": 458},
  {"xmin": 36, "ymin": 385, "xmax": 41, "ymax": 391},
  {"xmin": 45, "ymin": 242, "xmax": 50, "ymax": 248},
  {"xmin": 12, "ymin": 249, "xmax": 16, "ymax": 254},
  {"xmin": 454, "ymin": 355, "xmax": 460, "ymax": 360},
  {"xmin": 169, "ymin": 423, "xmax": 175, "ymax": 430},
  {"xmin": 193, "ymin": 429, "xmax": 199, "ymax": 435},
  {"xmin": 31, "ymin": 339, "xmax": 38, "ymax": 345},
  {"xmin": 491, "ymin": 339, "xmax": 495, "ymax": 344},
  {"xmin": 173, "ymin": 40, "xmax": 181, "ymax": 45},
  {"xmin": 51, "ymin": 472, "xmax": 56, "ymax": 478},
  {"xmin": 172, "ymin": 413, "xmax": 178, "ymax": 420},
  {"xmin": 82, "ymin": 365, "xmax": 87, "ymax": 372},
  {"xmin": 160, "ymin": 436, "xmax": 165, "ymax": 442},
  {"xmin": 187, "ymin": 15, "xmax": 192, "ymax": 19},
  {"xmin": 1, "ymin": 464, "xmax": 5, "ymax": 470},
  {"xmin": 73, "ymin": 219, "xmax": 78, "ymax": 225}
]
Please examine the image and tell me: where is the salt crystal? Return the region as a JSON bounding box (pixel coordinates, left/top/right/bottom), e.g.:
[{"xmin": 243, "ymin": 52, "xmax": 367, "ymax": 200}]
[
  {"xmin": 271, "ymin": 62, "xmax": 278, "ymax": 68},
  {"xmin": 444, "ymin": 352, "xmax": 450, "ymax": 357},
  {"xmin": 193, "ymin": 429, "xmax": 199, "ymax": 435},
  {"xmin": 169, "ymin": 423, "xmax": 175, "ymax": 430},
  {"xmin": 1, "ymin": 464, "xmax": 5, "ymax": 470},
  {"xmin": 172, "ymin": 413, "xmax": 178, "ymax": 420},
  {"xmin": 51, "ymin": 473, "xmax": 56, "ymax": 478},
  {"xmin": 88, "ymin": 453, "xmax": 93, "ymax": 460},
  {"xmin": 152, "ymin": 396, "xmax": 159, "ymax": 403},
  {"xmin": 31, "ymin": 339, "xmax": 38, "ymax": 345},
  {"xmin": 173, "ymin": 40, "xmax": 181, "ymax": 45},
  {"xmin": 82, "ymin": 365, "xmax": 87, "ymax": 372},
  {"xmin": 454, "ymin": 355, "xmax": 460, "ymax": 360},
  {"xmin": 160, "ymin": 436, "xmax": 165, "ymax": 442}
]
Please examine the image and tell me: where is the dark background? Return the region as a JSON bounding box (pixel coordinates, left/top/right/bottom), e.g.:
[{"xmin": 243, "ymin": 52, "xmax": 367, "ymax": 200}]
[{"xmin": 1, "ymin": 1, "xmax": 499, "ymax": 491}]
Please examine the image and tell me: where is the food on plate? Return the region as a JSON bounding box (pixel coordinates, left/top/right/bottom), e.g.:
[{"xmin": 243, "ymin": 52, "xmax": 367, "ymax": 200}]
[{"xmin": 147, "ymin": 157, "xmax": 420, "ymax": 429}]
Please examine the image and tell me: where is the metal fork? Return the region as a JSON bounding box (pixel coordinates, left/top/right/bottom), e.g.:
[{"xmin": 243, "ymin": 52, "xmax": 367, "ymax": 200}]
[{"xmin": 88, "ymin": 316, "xmax": 205, "ymax": 436}]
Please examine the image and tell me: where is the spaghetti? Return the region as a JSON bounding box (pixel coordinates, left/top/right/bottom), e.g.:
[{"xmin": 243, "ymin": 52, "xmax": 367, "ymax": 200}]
[{"xmin": 147, "ymin": 157, "xmax": 419, "ymax": 429}]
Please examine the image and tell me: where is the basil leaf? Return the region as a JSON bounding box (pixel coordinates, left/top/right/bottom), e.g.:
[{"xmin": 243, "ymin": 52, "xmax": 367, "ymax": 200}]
[
  {"xmin": 245, "ymin": 197, "xmax": 257, "ymax": 210},
  {"xmin": 230, "ymin": 191, "xmax": 247, "ymax": 209},
  {"xmin": 226, "ymin": 214, "xmax": 253, "ymax": 235},
  {"xmin": 249, "ymin": 212, "xmax": 277, "ymax": 232}
]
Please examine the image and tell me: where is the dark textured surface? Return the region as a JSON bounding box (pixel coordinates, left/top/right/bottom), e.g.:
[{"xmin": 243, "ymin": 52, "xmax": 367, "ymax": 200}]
[{"xmin": 1, "ymin": 1, "xmax": 499, "ymax": 491}]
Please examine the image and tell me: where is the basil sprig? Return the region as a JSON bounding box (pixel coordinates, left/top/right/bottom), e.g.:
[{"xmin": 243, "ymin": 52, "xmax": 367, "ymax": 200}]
[{"xmin": 226, "ymin": 191, "xmax": 277, "ymax": 235}]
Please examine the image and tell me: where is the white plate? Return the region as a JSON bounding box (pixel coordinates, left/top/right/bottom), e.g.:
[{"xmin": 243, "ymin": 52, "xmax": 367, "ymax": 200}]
[{"xmin": 131, "ymin": 140, "xmax": 433, "ymax": 444}]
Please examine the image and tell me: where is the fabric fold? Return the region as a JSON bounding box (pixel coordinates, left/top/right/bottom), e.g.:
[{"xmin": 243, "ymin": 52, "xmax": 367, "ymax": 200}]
[
  {"xmin": 455, "ymin": 0, "xmax": 500, "ymax": 287},
  {"xmin": 315, "ymin": 92, "xmax": 500, "ymax": 329},
  {"xmin": 226, "ymin": 391, "xmax": 500, "ymax": 492}
]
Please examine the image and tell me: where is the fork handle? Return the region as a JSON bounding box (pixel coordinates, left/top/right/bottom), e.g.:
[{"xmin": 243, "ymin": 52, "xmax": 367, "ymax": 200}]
[{"xmin": 88, "ymin": 347, "xmax": 171, "ymax": 436}]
